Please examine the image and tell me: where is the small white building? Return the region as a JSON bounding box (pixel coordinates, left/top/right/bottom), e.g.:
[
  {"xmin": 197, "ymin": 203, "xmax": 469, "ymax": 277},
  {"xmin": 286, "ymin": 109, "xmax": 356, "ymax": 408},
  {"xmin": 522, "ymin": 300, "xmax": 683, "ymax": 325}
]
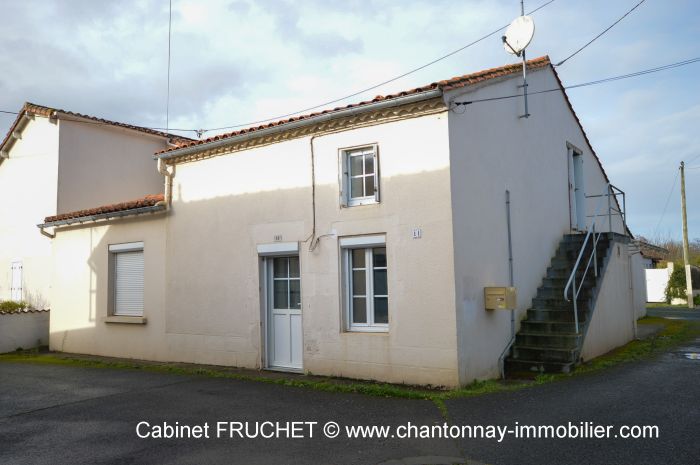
[
  {"xmin": 0, "ymin": 103, "xmax": 190, "ymax": 309},
  {"xmin": 35, "ymin": 57, "xmax": 646, "ymax": 386}
]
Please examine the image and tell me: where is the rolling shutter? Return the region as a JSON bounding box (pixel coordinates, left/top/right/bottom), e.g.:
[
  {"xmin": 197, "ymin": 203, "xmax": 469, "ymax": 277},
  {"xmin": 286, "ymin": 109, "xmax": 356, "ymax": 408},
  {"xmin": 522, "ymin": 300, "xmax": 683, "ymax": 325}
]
[{"xmin": 114, "ymin": 250, "xmax": 144, "ymax": 316}]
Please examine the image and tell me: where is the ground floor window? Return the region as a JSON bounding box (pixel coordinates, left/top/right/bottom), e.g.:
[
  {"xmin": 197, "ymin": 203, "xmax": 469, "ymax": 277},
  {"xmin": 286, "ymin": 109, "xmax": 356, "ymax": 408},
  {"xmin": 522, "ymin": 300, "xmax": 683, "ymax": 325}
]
[
  {"xmin": 341, "ymin": 236, "xmax": 388, "ymax": 331},
  {"xmin": 108, "ymin": 242, "xmax": 144, "ymax": 317}
]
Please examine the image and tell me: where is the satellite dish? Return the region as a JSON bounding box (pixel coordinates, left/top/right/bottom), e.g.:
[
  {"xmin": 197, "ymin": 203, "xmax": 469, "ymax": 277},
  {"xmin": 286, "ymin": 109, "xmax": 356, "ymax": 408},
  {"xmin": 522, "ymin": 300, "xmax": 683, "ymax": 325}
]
[{"xmin": 502, "ymin": 15, "xmax": 535, "ymax": 55}]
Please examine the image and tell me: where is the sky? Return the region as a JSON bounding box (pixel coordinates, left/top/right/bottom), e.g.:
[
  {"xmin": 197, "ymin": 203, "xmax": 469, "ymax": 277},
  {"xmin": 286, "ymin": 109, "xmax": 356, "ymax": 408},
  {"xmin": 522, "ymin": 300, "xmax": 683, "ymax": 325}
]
[{"xmin": 0, "ymin": 0, "xmax": 698, "ymax": 242}]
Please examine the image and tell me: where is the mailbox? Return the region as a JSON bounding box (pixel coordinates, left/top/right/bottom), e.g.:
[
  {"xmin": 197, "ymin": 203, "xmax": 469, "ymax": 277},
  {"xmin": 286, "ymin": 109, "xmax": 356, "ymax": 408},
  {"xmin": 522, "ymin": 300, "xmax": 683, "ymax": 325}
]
[{"xmin": 484, "ymin": 287, "xmax": 517, "ymax": 310}]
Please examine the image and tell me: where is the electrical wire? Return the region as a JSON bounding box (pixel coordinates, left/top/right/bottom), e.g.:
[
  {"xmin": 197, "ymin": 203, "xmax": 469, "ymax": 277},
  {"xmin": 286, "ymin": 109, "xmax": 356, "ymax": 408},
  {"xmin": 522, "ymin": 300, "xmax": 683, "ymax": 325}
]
[
  {"xmin": 555, "ymin": 0, "xmax": 646, "ymax": 67},
  {"xmin": 0, "ymin": 0, "xmax": 558, "ymax": 136},
  {"xmin": 652, "ymin": 168, "xmax": 680, "ymax": 239},
  {"xmin": 453, "ymin": 56, "xmax": 700, "ymax": 106},
  {"xmin": 166, "ymin": 0, "xmax": 172, "ymax": 133},
  {"xmin": 2, "ymin": 55, "xmax": 699, "ymax": 137},
  {"xmin": 195, "ymin": 0, "xmax": 557, "ymax": 133}
]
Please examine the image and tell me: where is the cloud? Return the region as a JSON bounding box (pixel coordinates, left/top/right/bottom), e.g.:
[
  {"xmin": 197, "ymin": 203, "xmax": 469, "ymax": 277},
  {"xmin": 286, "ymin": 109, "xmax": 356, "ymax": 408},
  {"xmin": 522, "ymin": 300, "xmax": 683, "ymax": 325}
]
[{"xmin": 0, "ymin": 0, "xmax": 698, "ymax": 238}]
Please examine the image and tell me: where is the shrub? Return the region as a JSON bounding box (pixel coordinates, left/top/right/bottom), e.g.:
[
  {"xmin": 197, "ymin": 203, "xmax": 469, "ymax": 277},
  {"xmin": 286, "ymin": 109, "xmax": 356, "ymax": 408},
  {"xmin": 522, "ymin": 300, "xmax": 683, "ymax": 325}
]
[
  {"xmin": 666, "ymin": 265, "xmax": 687, "ymax": 303},
  {"xmin": 0, "ymin": 300, "xmax": 29, "ymax": 313},
  {"xmin": 666, "ymin": 263, "xmax": 700, "ymax": 303}
]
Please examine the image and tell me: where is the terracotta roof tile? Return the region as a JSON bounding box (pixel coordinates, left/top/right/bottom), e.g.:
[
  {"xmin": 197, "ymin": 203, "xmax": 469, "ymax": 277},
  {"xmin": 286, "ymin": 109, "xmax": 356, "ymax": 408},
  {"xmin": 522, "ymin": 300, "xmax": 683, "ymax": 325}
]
[
  {"xmin": 1, "ymin": 103, "xmax": 192, "ymax": 155},
  {"xmin": 44, "ymin": 194, "xmax": 165, "ymax": 224},
  {"xmin": 160, "ymin": 56, "xmax": 551, "ymax": 155},
  {"xmin": 0, "ymin": 308, "xmax": 50, "ymax": 315}
]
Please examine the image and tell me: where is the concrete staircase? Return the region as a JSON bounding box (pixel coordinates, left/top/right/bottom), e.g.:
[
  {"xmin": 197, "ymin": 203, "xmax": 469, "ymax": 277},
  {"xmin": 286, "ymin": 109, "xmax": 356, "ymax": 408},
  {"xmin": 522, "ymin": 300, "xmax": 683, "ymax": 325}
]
[{"xmin": 505, "ymin": 233, "xmax": 613, "ymax": 376}]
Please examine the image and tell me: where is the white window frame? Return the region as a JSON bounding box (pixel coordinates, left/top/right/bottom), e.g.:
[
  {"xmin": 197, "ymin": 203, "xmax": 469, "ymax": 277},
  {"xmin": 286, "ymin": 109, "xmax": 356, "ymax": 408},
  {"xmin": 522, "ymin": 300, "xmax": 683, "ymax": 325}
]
[
  {"xmin": 108, "ymin": 242, "xmax": 145, "ymax": 318},
  {"xmin": 10, "ymin": 261, "xmax": 23, "ymax": 301},
  {"xmin": 341, "ymin": 235, "xmax": 388, "ymax": 332},
  {"xmin": 340, "ymin": 144, "xmax": 380, "ymax": 207}
]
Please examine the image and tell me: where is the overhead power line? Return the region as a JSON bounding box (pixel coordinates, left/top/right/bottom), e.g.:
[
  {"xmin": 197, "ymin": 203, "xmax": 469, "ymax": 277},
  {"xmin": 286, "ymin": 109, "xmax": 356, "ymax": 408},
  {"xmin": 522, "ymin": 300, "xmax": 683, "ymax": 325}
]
[
  {"xmin": 0, "ymin": 0, "xmax": 558, "ymax": 136},
  {"xmin": 2, "ymin": 55, "xmax": 699, "ymax": 137},
  {"xmin": 555, "ymin": 0, "xmax": 646, "ymax": 67},
  {"xmin": 195, "ymin": 0, "xmax": 557, "ymax": 134},
  {"xmin": 652, "ymin": 168, "xmax": 680, "ymax": 239},
  {"xmin": 166, "ymin": 0, "xmax": 173, "ymax": 133},
  {"xmin": 454, "ymin": 56, "xmax": 700, "ymax": 107}
]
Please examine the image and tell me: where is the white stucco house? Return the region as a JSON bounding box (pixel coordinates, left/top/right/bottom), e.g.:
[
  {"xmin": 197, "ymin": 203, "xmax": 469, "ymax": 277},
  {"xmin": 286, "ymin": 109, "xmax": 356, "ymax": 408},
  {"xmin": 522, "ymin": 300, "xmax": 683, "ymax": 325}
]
[
  {"xmin": 34, "ymin": 56, "xmax": 647, "ymax": 387},
  {"xmin": 0, "ymin": 103, "xmax": 190, "ymax": 309}
]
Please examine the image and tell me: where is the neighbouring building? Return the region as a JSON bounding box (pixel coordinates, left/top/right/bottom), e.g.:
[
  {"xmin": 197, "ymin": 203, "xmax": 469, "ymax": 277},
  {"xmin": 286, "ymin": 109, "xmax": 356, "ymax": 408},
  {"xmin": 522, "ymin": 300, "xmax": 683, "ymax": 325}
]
[
  {"xmin": 0, "ymin": 103, "xmax": 190, "ymax": 309},
  {"xmin": 36, "ymin": 57, "xmax": 646, "ymax": 387}
]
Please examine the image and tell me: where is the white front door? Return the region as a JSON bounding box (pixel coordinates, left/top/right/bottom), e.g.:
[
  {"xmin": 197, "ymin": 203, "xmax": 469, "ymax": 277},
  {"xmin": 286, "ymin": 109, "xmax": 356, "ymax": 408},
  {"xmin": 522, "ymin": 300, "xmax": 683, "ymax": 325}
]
[
  {"xmin": 266, "ymin": 256, "xmax": 303, "ymax": 370},
  {"xmin": 571, "ymin": 151, "xmax": 586, "ymax": 230},
  {"xmin": 10, "ymin": 261, "xmax": 22, "ymax": 301}
]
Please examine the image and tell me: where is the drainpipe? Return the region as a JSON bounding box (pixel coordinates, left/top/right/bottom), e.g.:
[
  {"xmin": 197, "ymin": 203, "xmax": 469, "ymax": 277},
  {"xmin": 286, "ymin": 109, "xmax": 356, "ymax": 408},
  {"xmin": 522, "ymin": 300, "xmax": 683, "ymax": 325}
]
[
  {"xmin": 306, "ymin": 135, "xmax": 318, "ymax": 251},
  {"xmin": 157, "ymin": 157, "xmax": 175, "ymax": 209},
  {"xmin": 498, "ymin": 189, "xmax": 515, "ymax": 379},
  {"xmin": 39, "ymin": 226, "xmax": 55, "ymax": 239}
]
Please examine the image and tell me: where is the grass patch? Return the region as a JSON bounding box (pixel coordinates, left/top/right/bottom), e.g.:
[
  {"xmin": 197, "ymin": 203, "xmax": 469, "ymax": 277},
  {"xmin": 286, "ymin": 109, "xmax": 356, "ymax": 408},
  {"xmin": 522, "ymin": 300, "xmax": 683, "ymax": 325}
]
[
  {"xmin": 0, "ymin": 300, "xmax": 29, "ymax": 313},
  {"xmin": 645, "ymin": 302, "xmax": 693, "ymax": 309},
  {"xmin": 1, "ymin": 317, "xmax": 697, "ymax": 404}
]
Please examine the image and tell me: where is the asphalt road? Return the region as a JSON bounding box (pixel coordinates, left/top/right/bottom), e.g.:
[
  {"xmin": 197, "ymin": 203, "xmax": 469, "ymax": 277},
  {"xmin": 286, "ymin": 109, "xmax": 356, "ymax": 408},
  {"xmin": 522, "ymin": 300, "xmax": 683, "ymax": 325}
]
[
  {"xmin": 1, "ymin": 336, "xmax": 699, "ymax": 465},
  {"xmin": 646, "ymin": 306, "xmax": 700, "ymax": 320}
]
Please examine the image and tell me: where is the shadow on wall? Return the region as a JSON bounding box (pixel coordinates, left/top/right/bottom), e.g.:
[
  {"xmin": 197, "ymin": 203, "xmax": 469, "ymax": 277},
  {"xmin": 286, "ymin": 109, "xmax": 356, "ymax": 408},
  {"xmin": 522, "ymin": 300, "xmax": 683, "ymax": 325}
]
[
  {"xmin": 52, "ymin": 165, "xmax": 462, "ymax": 382},
  {"xmin": 52, "ymin": 158, "xmax": 611, "ymax": 384}
]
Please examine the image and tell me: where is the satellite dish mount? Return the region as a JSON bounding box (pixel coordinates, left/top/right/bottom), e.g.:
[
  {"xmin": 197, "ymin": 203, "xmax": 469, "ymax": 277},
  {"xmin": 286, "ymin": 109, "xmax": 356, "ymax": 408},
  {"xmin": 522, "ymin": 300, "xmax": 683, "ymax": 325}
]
[{"xmin": 502, "ymin": 1, "xmax": 535, "ymax": 118}]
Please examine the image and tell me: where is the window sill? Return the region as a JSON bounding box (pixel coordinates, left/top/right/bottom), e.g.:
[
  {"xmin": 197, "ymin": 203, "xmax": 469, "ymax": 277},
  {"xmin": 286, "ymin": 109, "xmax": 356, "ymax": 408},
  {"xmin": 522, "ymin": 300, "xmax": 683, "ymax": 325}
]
[
  {"xmin": 104, "ymin": 316, "xmax": 147, "ymax": 325},
  {"xmin": 345, "ymin": 327, "xmax": 389, "ymax": 334},
  {"xmin": 345, "ymin": 200, "xmax": 379, "ymax": 208}
]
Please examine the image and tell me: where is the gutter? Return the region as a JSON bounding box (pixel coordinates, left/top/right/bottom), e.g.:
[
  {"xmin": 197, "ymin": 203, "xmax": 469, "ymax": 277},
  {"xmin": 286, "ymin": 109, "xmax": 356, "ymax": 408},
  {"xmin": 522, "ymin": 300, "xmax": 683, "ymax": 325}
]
[
  {"xmin": 37, "ymin": 205, "xmax": 167, "ymax": 231},
  {"xmin": 157, "ymin": 158, "xmax": 175, "ymax": 208},
  {"xmin": 157, "ymin": 90, "xmax": 443, "ymax": 162}
]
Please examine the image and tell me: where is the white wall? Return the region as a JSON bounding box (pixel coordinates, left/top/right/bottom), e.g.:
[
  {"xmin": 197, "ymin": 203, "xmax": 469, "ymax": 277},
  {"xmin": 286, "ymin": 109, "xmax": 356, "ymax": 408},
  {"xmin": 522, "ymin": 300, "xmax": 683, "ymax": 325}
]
[
  {"xmin": 645, "ymin": 267, "xmax": 671, "ymax": 303},
  {"xmin": 57, "ymin": 120, "xmax": 168, "ymax": 214},
  {"xmin": 0, "ymin": 311, "xmax": 50, "ymax": 353},
  {"xmin": 581, "ymin": 240, "xmax": 636, "ymax": 360},
  {"xmin": 49, "ymin": 216, "xmax": 168, "ymax": 359},
  {"xmin": 0, "ymin": 117, "xmax": 59, "ymax": 307},
  {"xmin": 49, "ymin": 111, "xmax": 460, "ymax": 387},
  {"xmin": 631, "ymin": 252, "xmax": 648, "ymax": 319},
  {"xmin": 445, "ymin": 67, "xmax": 626, "ymax": 384},
  {"xmin": 165, "ymin": 111, "xmax": 459, "ymax": 386}
]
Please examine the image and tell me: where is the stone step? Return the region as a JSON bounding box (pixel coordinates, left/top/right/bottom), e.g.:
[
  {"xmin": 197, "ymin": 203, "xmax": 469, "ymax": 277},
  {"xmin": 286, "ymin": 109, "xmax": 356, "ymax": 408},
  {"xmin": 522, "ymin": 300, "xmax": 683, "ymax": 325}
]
[
  {"xmin": 505, "ymin": 232, "xmax": 614, "ymax": 379},
  {"xmin": 516, "ymin": 332, "xmax": 581, "ymax": 349},
  {"xmin": 520, "ymin": 320, "xmax": 580, "ymax": 333},
  {"xmin": 504, "ymin": 358, "xmax": 574, "ymax": 374},
  {"xmin": 542, "ymin": 276, "xmax": 597, "ymax": 289},
  {"xmin": 510, "ymin": 345, "xmax": 578, "ymax": 363},
  {"xmin": 532, "ymin": 291, "xmax": 588, "ymax": 312},
  {"xmin": 536, "ymin": 286, "xmax": 593, "ymax": 299},
  {"xmin": 526, "ymin": 308, "xmax": 588, "ymax": 323}
]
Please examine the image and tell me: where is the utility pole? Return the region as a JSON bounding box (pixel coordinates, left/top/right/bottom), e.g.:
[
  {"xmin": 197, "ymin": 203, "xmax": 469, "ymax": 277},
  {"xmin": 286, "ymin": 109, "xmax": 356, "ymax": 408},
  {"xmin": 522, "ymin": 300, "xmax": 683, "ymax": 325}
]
[{"xmin": 680, "ymin": 161, "xmax": 694, "ymax": 309}]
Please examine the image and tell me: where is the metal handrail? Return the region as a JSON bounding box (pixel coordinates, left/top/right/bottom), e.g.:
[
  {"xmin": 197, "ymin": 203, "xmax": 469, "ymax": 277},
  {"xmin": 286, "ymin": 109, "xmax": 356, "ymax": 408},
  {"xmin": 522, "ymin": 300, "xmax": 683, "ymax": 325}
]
[{"xmin": 563, "ymin": 183, "xmax": 625, "ymax": 334}]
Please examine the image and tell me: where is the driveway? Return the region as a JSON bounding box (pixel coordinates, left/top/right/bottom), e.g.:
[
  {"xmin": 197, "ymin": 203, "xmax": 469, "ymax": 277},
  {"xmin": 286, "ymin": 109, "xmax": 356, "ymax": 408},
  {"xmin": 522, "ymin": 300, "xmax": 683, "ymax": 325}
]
[{"xmin": 1, "ymin": 338, "xmax": 699, "ymax": 465}]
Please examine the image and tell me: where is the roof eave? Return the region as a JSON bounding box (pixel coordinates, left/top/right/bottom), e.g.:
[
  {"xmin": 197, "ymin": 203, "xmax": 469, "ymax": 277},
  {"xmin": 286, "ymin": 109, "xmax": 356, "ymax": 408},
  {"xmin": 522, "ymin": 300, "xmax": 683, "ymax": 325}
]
[
  {"xmin": 158, "ymin": 89, "xmax": 444, "ymax": 162},
  {"xmin": 38, "ymin": 204, "xmax": 167, "ymax": 229}
]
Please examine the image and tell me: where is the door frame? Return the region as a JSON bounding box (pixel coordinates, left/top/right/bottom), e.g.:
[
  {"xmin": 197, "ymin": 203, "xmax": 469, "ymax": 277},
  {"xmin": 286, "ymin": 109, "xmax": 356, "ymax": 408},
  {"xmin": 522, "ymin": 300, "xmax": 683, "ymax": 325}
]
[
  {"xmin": 258, "ymin": 243, "xmax": 303, "ymax": 372},
  {"xmin": 567, "ymin": 143, "xmax": 586, "ymax": 232}
]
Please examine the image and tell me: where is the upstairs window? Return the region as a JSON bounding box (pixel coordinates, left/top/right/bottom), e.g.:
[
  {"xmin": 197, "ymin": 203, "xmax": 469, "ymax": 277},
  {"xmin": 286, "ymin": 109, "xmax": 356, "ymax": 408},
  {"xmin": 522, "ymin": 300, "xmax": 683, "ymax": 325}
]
[{"xmin": 341, "ymin": 145, "xmax": 380, "ymax": 207}]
